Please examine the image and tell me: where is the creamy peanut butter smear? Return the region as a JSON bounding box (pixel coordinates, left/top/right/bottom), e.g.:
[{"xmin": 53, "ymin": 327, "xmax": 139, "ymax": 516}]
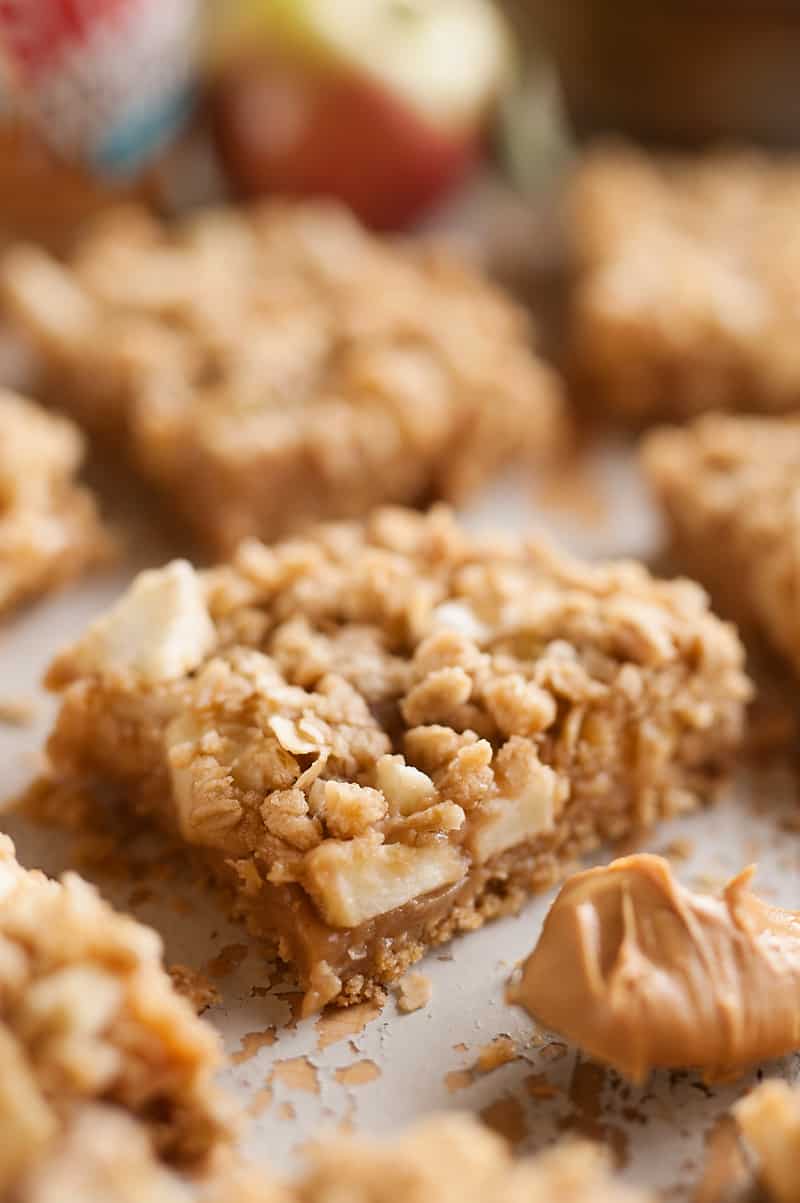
[{"xmin": 514, "ymin": 854, "xmax": 800, "ymax": 1082}]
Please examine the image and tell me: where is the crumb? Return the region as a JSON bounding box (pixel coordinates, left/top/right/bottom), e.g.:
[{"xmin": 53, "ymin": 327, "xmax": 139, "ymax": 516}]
[
  {"xmin": 479, "ymin": 1095, "xmax": 528, "ymax": 1146},
  {"xmin": 444, "ymin": 1069, "xmax": 475, "ymax": 1093},
  {"xmin": 0, "ymin": 695, "xmax": 36, "ymax": 726},
  {"xmin": 230, "ymin": 1028, "xmax": 278, "ymax": 1067},
  {"xmin": 476, "ymin": 1035, "xmax": 518, "ymax": 1073},
  {"xmin": 395, "ymin": 971, "xmax": 432, "ymax": 1014},
  {"xmin": 168, "ymin": 964, "xmax": 220, "ymax": 1014},
  {"xmin": 247, "ymin": 1087, "xmax": 274, "ymax": 1117},
  {"xmin": 315, "ymin": 1001, "xmax": 383, "ymax": 1051},
  {"xmin": 334, "ymin": 1060, "xmax": 381, "ymax": 1087},
  {"xmin": 272, "ymin": 1057, "xmax": 319, "ymax": 1095}
]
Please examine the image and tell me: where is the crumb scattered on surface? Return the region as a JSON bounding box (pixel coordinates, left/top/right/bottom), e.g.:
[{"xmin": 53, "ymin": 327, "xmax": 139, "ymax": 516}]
[
  {"xmin": 396, "ymin": 972, "xmax": 432, "ymax": 1014},
  {"xmin": 445, "ymin": 1069, "xmax": 474, "ymax": 1094},
  {"xmin": 272, "ymin": 1057, "xmax": 320, "ymax": 1095},
  {"xmin": 315, "ymin": 1000, "xmax": 382, "ymax": 1051},
  {"xmin": 230, "ymin": 1028, "xmax": 277, "ymax": 1066},
  {"xmin": 0, "ymin": 695, "xmax": 36, "ymax": 726},
  {"xmin": 480, "ymin": 1095, "xmax": 528, "ymax": 1146},
  {"xmin": 476, "ymin": 1035, "xmax": 518, "ymax": 1074},
  {"xmin": 168, "ymin": 964, "xmax": 220, "ymax": 1014},
  {"xmin": 247, "ymin": 1087, "xmax": 274, "ymax": 1117},
  {"xmin": 334, "ymin": 1060, "xmax": 381, "ymax": 1087}
]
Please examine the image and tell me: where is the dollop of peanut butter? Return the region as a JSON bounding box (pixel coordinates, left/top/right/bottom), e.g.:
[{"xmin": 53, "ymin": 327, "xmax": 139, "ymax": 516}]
[{"xmin": 513, "ymin": 854, "xmax": 800, "ymax": 1082}]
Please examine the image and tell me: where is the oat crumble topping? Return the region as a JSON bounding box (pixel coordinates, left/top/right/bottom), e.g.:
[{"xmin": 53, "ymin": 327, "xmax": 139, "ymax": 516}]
[
  {"xmin": 735, "ymin": 1080, "xmax": 800, "ymax": 1203},
  {"xmin": 203, "ymin": 1116, "xmax": 653, "ymax": 1203}
]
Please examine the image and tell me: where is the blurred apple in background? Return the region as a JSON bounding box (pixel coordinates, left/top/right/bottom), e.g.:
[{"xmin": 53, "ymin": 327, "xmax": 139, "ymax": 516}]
[{"xmin": 207, "ymin": 0, "xmax": 512, "ymax": 230}]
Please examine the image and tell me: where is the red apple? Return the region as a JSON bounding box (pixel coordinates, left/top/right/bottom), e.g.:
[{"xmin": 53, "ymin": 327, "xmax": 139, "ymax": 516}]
[{"xmin": 206, "ymin": 0, "xmax": 512, "ymax": 230}]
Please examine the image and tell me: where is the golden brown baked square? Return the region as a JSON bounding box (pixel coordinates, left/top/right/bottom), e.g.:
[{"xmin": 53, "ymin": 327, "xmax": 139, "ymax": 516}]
[
  {"xmin": 2, "ymin": 203, "xmax": 563, "ymax": 555},
  {"xmin": 570, "ymin": 146, "xmax": 800, "ymax": 422},
  {"xmin": 643, "ymin": 413, "xmax": 800, "ymax": 673},
  {"xmin": 0, "ymin": 837, "xmax": 231, "ymax": 1201},
  {"xmin": 43, "ymin": 506, "xmax": 749, "ymax": 1014}
]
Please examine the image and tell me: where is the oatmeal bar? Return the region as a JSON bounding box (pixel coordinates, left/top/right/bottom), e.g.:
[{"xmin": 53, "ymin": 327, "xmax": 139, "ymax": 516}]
[
  {"xmin": 43, "ymin": 506, "xmax": 749, "ymax": 1014},
  {"xmin": 570, "ymin": 146, "xmax": 800, "ymax": 422},
  {"xmin": 0, "ymin": 389, "xmax": 108, "ymax": 616},
  {"xmin": 0, "ymin": 835, "xmax": 231, "ymax": 1200},
  {"xmin": 642, "ymin": 413, "xmax": 800, "ymax": 673},
  {"xmin": 1, "ymin": 203, "xmax": 563, "ymax": 555}
]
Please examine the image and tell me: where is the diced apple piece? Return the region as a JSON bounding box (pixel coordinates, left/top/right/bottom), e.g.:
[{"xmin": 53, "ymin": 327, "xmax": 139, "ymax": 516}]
[
  {"xmin": 375, "ymin": 754, "xmax": 437, "ymax": 816},
  {"xmin": 47, "ymin": 561, "xmax": 216, "ymax": 687},
  {"xmin": 467, "ymin": 762, "xmax": 561, "ymax": 864},
  {"xmin": 303, "ymin": 837, "xmax": 466, "ymax": 928}
]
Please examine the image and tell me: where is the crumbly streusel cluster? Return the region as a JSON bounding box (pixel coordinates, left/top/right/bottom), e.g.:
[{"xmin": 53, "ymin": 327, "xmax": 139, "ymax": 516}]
[
  {"xmin": 46, "ymin": 507, "xmax": 749, "ymax": 948},
  {"xmin": 1, "ymin": 203, "xmax": 563, "ymax": 552},
  {"xmin": 0, "ymin": 835, "xmax": 231, "ymax": 1200},
  {"xmin": 735, "ymin": 1080, "xmax": 800, "ymax": 1203},
  {"xmin": 570, "ymin": 146, "xmax": 800, "ymax": 421},
  {"xmin": 199, "ymin": 1117, "xmax": 653, "ymax": 1203},
  {"xmin": 0, "ymin": 390, "xmax": 107, "ymax": 615},
  {"xmin": 643, "ymin": 414, "xmax": 800, "ymax": 674}
]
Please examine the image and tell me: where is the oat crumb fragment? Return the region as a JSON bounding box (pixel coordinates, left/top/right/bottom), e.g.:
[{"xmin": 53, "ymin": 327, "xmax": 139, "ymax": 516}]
[
  {"xmin": 230, "ymin": 1028, "xmax": 278, "ymax": 1066},
  {"xmin": 272, "ymin": 1057, "xmax": 319, "ymax": 1095},
  {"xmin": 334, "ymin": 1060, "xmax": 381, "ymax": 1088},
  {"xmin": 396, "ymin": 971, "xmax": 432, "ymax": 1014},
  {"xmin": 480, "ymin": 1095, "xmax": 528, "ymax": 1146},
  {"xmin": 167, "ymin": 964, "xmax": 220, "ymax": 1014},
  {"xmin": 315, "ymin": 1000, "xmax": 382, "ymax": 1051},
  {"xmin": 445, "ymin": 1068, "xmax": 475, "ymax": 1094},
  {"xmin": 476, "ymin": 1035, "xmax": 518, "ymax": 1073},
  {"xmin": 0, "ymin": 695, "xmax": 37, "ymax": 726}
]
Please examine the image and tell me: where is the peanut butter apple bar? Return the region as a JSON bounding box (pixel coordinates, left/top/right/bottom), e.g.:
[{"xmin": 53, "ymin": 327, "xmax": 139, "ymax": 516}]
[
  {"xmin": 1, "ymin": 203, "xmax": 563, "ymax": 555},
  {"xmin": 570, "ymin": 146, "xmax": 800, "ymax": 422},
  {"xmin": 643, "ymin": 414, "xmax": 800, "ymax": 674},
  {"xmin": 0, "ymin": 836, "xmax": 231, "ymax": 1201},
  {"xmin": 0, "ymin": 389, "xmax": 107, "ymax": 616},
  {"xmin": 43, "ymin": 507, "xmax": 749, "ymax": 1013}
]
